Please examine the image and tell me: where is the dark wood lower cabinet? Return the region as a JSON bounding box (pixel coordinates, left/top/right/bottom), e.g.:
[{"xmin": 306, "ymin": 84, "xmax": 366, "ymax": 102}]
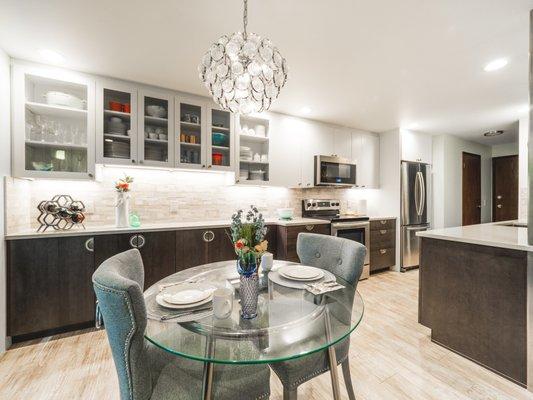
[
  {"xmin": 94, "ymin": 231, "xmax": 175, "ymax": 289},
  {"xmin": 369, "ymin": 219, "xmax": 396, "ymax": 273},
  {"xmin": 276, "ymin": 224, "xmax": 330, "ymax": 262},
  {"xmin": 7, "ymin": 236, "xmax": 95, "ymax": 340}
]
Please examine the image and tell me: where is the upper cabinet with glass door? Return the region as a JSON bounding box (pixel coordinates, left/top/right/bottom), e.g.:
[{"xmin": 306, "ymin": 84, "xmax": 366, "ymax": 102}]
[
  {"xmin": 96, "ymin": 80, "xmax": 138, "ymax": 165},
  {"xmin": 139, "ymin": 90, "xmax": 174, "ymax": 167},
  {"xmin": 208, "ymin": 108, "xmax": 234, "ymax": 171},
  {"xmin": 175, "ymin": 97, "xmax": 207, "ymax": 169},
  {"xmin": 12, "ymin": 63, "xmax": 95, "ymax": 179}
]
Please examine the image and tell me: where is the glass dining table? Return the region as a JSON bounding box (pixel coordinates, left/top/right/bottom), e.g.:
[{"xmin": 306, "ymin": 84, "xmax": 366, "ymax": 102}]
[{"xmin": 143, "ymin": 260, "xmax": 364, "ymax": 400}]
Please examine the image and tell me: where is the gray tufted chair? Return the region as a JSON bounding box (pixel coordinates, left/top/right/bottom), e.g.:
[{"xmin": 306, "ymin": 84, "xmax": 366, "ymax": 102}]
[
  {"xmin": 93, "ymin": 249, "xmax": 271, "ymax": 400},
  {"xmin": 270, "ymin": 233, "xmax": 366, "ymax": 400}
]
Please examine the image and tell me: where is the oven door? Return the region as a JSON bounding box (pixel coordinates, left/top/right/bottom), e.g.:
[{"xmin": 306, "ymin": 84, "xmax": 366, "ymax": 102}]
[
  {"xmin": 315, "ymin": 155, "xmax": 356, "ymax": 186},
  {"xmin": 331, "ymin": 221, "xmax": 370, "ymax": 266}
]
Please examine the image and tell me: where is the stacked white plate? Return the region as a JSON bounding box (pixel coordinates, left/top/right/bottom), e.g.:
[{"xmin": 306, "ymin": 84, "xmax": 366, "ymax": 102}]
[
  {"xmin": 156, "ymin": 283, "xmax": 215, "ymax": 309},
  {"xmin": 277, "ymin": 265, "xmax": 324, "ymax": 282},
  {"xmin": 240, "ymin": 146, "xmax": 252, "ymax": 161}
]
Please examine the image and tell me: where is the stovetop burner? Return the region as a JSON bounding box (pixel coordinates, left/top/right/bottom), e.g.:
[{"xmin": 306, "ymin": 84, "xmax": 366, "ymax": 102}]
[{"xmin": 302, "ymin": 199, "xmax": 369, "ymax": 222}]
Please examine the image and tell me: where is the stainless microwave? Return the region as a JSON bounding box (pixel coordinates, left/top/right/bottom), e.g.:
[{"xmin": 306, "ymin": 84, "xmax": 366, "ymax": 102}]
[{"xmin": 314, "ymin": 155, "xmax": 357, "ymax": 187}]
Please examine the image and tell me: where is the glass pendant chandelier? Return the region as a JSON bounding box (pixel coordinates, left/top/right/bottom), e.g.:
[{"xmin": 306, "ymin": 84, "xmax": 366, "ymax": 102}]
[{"xmin": 198, "ymin": 0, "xmax": 288, "ymax": 115}]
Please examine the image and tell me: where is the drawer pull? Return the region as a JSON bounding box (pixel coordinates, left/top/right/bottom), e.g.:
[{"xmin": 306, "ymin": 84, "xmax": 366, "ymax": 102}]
[
  {"xmin": 380, "ymin": 229, "xmax": 387, "ymax": 235},
  {"xmin": 129, "ymin": 234, "xmax": 146, "ymax": 249},
  {"xmin": 305, "ymin": 225, "xmax": 314, "ymax": 231},
  {"xmin": 203, "ymin": 230, "xmax": 215, "ymax": 242},
  {"xmin": 380, "ymin": 220, "xmax": 387, "ymax": 225},
  {"xmin": 85, "ymin": 237, "xmax": 94, "ymax": 252},
  {"xmin": 379, "ymin": 249, "xmax": 387, "ymax": 254}
]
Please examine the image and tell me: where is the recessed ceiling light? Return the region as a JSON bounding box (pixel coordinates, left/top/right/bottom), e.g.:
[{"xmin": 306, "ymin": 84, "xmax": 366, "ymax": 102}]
[
  {"xmin": 483, "ymin": 130, "xmax": 504, "ymax": 137},
  {"xmin": 38, "ymin": 48, "xmax": 65, "ymax": 65},
  {"xmin": 483, "ymin": 58, "xmax": 508, "ymax": 72},
  {"xmin": 301, "ymin": 106, "xmax": 311, "ymax": 114}
]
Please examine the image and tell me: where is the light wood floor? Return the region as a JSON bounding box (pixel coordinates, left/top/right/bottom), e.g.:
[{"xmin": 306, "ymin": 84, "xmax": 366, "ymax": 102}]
[{"xmin": 1, "ymin": 270, "xmax": 532, "ymax": 400}]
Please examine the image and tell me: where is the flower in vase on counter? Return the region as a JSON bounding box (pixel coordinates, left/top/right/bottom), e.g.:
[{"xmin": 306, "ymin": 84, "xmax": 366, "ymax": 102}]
[
  {"xmin": 230, "ymin": 206, "xmax": 268, "ymax": 274},
  {"xmin": 115, "ymin": 175, "xmax": 134, "ymax": 192}
]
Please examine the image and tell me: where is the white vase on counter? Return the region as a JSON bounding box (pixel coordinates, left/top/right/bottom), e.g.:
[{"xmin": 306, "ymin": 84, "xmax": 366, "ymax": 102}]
[{"xmin": 115, "ymin": 192, "xmax": 130, "ymax": 228}]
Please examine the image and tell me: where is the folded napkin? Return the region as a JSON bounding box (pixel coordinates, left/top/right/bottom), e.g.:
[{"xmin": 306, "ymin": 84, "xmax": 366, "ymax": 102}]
[{"xmin": 305, "ymin": 280, "xmax": 345, "ymax": 295}]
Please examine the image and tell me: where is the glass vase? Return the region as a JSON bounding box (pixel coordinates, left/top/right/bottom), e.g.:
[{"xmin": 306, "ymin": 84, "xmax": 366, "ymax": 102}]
[{"xmin": 237, "ymin": 255, "xmax": 259, "ymax": 319}]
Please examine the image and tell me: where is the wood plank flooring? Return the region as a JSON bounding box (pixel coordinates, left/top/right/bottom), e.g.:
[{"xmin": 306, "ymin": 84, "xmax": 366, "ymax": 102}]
[{"xmin": 1, "ymin": 270, "xmax": 532, "ymax": 399}]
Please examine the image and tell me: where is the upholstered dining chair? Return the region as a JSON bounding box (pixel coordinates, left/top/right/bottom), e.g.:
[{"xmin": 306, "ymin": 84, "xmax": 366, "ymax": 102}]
[
  {"xmin": 270, "ymin": 233, "xmax": 366, "ymax": 400},
  {"xmin": 92, "ymin": 249, "xmax": 271, "ymax": 400}
]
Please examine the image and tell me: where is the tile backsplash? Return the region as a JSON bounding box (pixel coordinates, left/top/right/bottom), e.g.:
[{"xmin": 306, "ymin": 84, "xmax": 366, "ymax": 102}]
[{"xmin": 5, "ymin": 167, "xmax": 379, "ymax": 234}]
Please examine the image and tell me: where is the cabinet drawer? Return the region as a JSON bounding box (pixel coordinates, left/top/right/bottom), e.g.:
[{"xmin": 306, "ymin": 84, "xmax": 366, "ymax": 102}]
[
  {"xmin": 277, "ymin": 224, "xmax": 331, "ymax": 262},
  {"xmin": 370, "ymin": 229, "xmax": 396, "ymax": 249},
  {"xmin": 370, "ymin": 247, "xmax": 395, "ymax": 272},
  {"xmin": 370, "ymin": 219, "xmax": 396, "ymax": 231}
]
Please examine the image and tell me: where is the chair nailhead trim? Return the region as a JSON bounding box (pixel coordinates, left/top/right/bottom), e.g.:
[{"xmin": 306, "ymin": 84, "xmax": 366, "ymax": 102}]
[
  {"xmin": 283, "ymin": 354, "xmax": 349, "ymax": 390},
  {"xmin": 93, "ymin": 281, "xmax": 137, "ymax": 400}
]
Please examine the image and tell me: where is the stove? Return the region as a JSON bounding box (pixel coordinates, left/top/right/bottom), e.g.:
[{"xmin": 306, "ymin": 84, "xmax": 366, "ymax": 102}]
[{"xmin": 302, "ymin": 199, "xmax": 370, "ymax": 279}]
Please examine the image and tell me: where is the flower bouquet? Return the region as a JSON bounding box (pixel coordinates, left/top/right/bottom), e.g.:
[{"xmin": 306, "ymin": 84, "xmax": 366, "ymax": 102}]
[{"xmin": 230, "ymin": 205, "xmax": 268, "ymax": 319}]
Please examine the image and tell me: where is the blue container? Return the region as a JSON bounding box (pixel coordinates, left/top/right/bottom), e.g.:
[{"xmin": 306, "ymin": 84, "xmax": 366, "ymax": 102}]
[{"xmin": 212, "ymin": 131, "xmax": 228, "ymax": 146}]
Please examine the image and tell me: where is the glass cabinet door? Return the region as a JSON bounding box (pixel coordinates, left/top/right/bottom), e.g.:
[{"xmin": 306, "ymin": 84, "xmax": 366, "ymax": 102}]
[
  {"xmin": 12, "ymin": 64, "xmax": 95, "ymax": 179},
  {"xmin": 176, "ymin": 98, "xmax": 206, "ymax": 169},
  {"xmin": 139, "ymin": 91, "xmax": 174, "ymax": 167},
  {"xmin": 208, "ymin": 108, "xmax": 234, "ymax": 171},
  {"xmin": 96, "ymin": 81, "xmax": 137, "ymax": 165}
]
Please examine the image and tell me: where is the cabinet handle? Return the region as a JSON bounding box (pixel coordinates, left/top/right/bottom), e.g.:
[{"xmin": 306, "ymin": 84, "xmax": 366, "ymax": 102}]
[
  {"xmin": 85, "ymin": 237, "xmax": 94, "ymax": 252},
  {"xmin": 306, "ymin": 183, "xmax": 311, "ymax": 186},
  {"xmin": 202, "ymin": 164, "xmax": 206, "ymax": 168},
  {"xmin": 139, "ymin": 160, "xmax": 144, "ymax": 164},
  {"xmin": 88, "ymin": 173, "xmax": 94, "ymax": 178},
  {"xmin": 132, "ymin": 159, "xmax": 136, "ymax": 163},
  {"xmin": 380, "ymin": 220, "xmax": 387, "ymax": 225},
  {"xmin": 298, "ymin": 182, "xmax": 302, "ymax": 186},
  {"xmin": 380, "ymin": 229, "xmax": 387, "ymax": 235},
  {"xmin": 207, "ymin": 165, "xmax": 212, "ymax": 169},
  {"xmin": 305, "ymin": 225, "xmax": 314, "ymax": 231},
  {"xmin": 136, "ymin": 234, "xmax": 146, "ymax": 248},
  {"xmin": 379, "ymin": 249, "xmax": 387, "ymax": 254},
  {"xmin": 203, "ymin": 230, "xmax": 215, "ymax": 242},
  {"xmin": 129, "ymin": 235, "xmax": 138, "ymax": 248}
]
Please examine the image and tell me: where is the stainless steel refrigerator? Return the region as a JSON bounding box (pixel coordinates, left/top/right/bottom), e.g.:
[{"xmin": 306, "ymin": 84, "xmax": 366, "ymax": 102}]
[{"xmin": 400, "ymin": 161, "xmax": 431, "ymax": 271}]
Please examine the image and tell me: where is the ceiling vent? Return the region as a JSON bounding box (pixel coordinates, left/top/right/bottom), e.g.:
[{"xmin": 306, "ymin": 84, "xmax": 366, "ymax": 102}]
[{"xmin": 483, "ymin": 130, "xmax": 504, "ymax": 137}]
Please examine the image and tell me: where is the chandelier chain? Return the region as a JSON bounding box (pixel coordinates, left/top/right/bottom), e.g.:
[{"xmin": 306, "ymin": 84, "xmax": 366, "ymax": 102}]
[{"xmin": 243, "ymin": 0, "xmax": 248, "ymax": 39}]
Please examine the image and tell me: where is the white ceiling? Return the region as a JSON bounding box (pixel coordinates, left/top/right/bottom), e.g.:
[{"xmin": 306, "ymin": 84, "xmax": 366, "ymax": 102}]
[{"xmin": 0, "ymin": 0, "xmax": 532, "ymax": 144}]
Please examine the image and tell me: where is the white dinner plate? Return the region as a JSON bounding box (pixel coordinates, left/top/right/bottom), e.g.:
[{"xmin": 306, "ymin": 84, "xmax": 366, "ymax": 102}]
[
  {"xmin": 278, "ymin": 265, "xmax": 324, "ymax": 281},
  {"xmin": 156, "ymin": 283, "xmax": 215, "ymax": 309},
  {"xmin": 163, "ymin": 289, "xmax": 210, "ymax": 305}
]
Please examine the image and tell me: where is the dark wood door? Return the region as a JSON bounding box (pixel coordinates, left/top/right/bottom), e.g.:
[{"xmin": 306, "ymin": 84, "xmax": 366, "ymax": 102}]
[
  {"xmin": 492, "ymin": 155, "xmax": 519, "ymax": 222},
  {"xmin": 136, "ymin": 231, "xmax": 176, "ymax": 289},
  {"xmin": 7, "ymin": 236, "xmax": 95, "ymax": 338},
  {"xmin": 208, "ymin": 228, "xmax": 235, "ymax": 263},
  {"xmin": 462, "ymin": 152, "xmax": 481, "ymax": 226},
  {"xmin": 176, "ymin": 229, "xmax": 209, "ymax": 271},
  {"xmin": 95, "ymin": 231, "xmax": 175, "ymax": 289}
]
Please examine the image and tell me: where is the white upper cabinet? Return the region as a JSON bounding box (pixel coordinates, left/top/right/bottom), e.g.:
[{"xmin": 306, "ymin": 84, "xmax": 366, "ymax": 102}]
[
  {"xmin": 401, "ymin": 129, "xmax": 432, "ymax": 164},
  {"xmin": 13, "ymin": 62, "xmax": 96, "ymax": 179},
  {"xmin": 208, "ymin": 107, "xmax": 234, "ymax": 172},
  {"xmin": 96, "ymin": 80, "xmax": 138, "ymax": 166},
  {"xmin": 138, "ymin": 89, "xmax": 174, "ymax": 167},
  {"xmin": 333, "ymin": 128, "xmax": 352, "ymax": 159},
  {"xmin": 175, "ymin": 96, "xmax": 207, "ymax": 169},
  {"xmin": 235, "ymin": 114, "xmax": 270, "ymax": 184},
  {"xmin": 269, "ymin": 114, "xmax": 302, "ymax": 188},
  {"xmin": 357, "ymin": 133, "xmax": 380, "ymax": 188}
]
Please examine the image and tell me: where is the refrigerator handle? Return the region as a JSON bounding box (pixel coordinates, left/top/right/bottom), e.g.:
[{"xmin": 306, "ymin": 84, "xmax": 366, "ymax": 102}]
[
  {"xmin": 406, "ymin": 225, "xmax": 429, "ymax": 231},
  {"xmin": 419, "ymin": 171, "xmax": 425, "ymax": 216},
  {"xmin": 414, "ymin": 172, "xmax": 421, "ymax": 216}
]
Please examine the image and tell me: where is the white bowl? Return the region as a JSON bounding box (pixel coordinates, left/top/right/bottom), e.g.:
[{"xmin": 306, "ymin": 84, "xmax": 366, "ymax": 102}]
[
  {"xmin": 158, "ymin": 134, "xmax": 168, "ymax": 141},
  {"xmin": 146, "ymin": 105, "xmax": 167, "ymax": 118},
  {"xmin": 277, "ymin": 208, "xmax": 294, "ymax": 220},
  {"xmin": 148, "ymin": 133, "xmax": 158, "ymax": 139}
]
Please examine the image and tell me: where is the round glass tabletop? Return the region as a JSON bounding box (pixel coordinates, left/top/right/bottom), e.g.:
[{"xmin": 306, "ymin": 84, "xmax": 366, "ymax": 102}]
[{"xmin": 144, "ymin": 260, "xmax": 364, "ymax": 365}]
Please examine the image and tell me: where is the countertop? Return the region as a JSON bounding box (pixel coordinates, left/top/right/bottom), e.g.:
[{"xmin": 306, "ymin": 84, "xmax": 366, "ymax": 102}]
[
  {"xmin": 417, "ymin": 220, "xmax": 533, "ymax": 252},
  {"xmin": 4, "ymin": 218, "xmax": 331, "ymax": 240}
]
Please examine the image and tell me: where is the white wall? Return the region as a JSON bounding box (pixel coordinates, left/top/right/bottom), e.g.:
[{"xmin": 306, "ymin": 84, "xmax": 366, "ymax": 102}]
[
  {"xmin": 491, "ymin": 142, "xmax": 519, "ymax": 158},
  {"xmin": 377, "ymin": 129, "xmax": 401, "ymax": 270},
  {"xmin": 519, "ymin": 116, "xmax": 529, "ymax": 220},
  {"xmin": 432, "ymin": 134, "xmax": 492, "ymax": 228},
  {"xmin": 0, "ymin": 48, "xmax": 11, "ymax": 353}
]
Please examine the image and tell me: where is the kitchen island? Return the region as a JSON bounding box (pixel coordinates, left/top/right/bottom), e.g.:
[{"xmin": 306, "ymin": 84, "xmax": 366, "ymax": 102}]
[{"xmin": 417, "ymin": 221, "xmax": 532, "ymax": 391}]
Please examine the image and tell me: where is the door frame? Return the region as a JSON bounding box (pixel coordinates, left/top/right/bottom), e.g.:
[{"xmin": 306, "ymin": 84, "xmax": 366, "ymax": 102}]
[{"xmin": 462, "ymin": 152, "xmax": 481, "ymax": 226}]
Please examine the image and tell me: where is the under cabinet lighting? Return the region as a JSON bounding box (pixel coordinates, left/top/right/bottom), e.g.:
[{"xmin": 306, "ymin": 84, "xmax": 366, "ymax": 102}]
[
  {"xmin": 38, "ymin": 49, "xmax": 66, "ymax": 65},
  {"xmin": 483, "ymin": 58, "xmax": 508, "ymax": 72}
]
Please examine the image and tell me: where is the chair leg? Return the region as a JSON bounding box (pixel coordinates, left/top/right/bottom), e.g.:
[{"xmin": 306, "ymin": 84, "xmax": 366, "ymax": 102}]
[
  {"xmin": 342, "ymin": 360, "xmax": 356, "ymax": 400},
  {"xmin": 283, "ymin": 387, "xmax": 298, "ymax": 400}
]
